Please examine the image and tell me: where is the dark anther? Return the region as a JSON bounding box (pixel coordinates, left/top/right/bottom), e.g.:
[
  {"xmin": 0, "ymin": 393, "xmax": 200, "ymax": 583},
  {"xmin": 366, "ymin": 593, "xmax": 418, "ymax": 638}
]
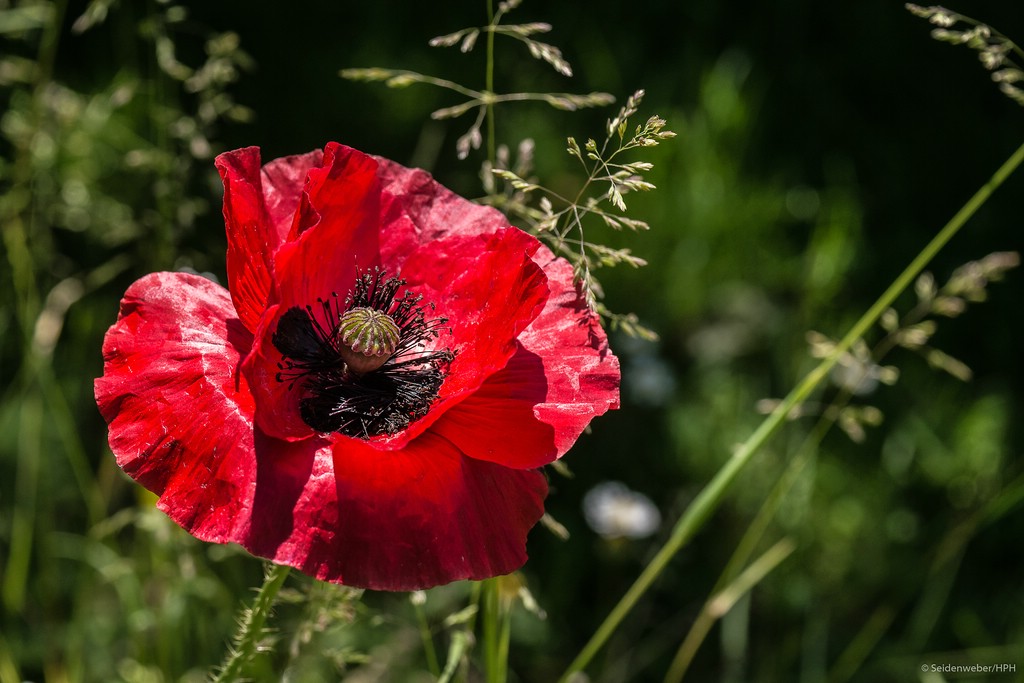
[{"xmin": 272, "ymin": 268, "xmax": 453, "ymax": 438}]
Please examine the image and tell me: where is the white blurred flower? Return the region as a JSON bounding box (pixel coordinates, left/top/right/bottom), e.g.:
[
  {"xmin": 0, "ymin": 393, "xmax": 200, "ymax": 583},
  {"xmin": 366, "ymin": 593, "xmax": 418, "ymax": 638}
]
[
  {"xmin": 626, "ymin": 353, "xmax": 676, "ymax": 407},
  {"xmin": 583, "ymin": 481, "xmax": 661, "ymax": 540}
]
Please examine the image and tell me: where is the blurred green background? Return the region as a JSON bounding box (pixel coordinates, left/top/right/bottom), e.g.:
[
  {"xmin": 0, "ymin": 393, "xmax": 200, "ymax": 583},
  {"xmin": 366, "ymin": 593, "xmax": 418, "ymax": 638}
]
[{"xmin": 2, "ymin": 0, "xmax": 1023, "ymax": 681}]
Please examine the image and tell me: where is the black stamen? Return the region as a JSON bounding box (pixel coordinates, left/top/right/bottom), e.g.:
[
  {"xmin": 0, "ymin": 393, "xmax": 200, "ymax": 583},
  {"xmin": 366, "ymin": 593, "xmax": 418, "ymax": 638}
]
[{"xmin": 271, "ymin": 268, "xmax": 453, "ymax": 438}]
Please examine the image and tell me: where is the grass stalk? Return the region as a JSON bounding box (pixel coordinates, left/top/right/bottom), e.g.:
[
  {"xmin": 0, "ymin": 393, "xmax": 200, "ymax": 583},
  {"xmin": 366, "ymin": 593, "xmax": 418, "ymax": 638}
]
[
  {"xmin": 1, "ymin": 390, "xmax": 42, "ymax": 613},
  {"xmin": 413, "ymin": 594, "xmax": 442, "ymax": 677},
  {"xmin": 827, "ymin": 605, "xmax": 897, "ymax": 683},
  {"xmin": 557, "ymin": 138, "xmax": 1024, "ymax": 683},
  {"xmin": 663, "ymin": 387, "xmax": 852, "ymax": 680},
  {"xmin": 485, "ymin": 0, "xmax": 497, "ymax": 166},
  {"xmin": 663, "ymin": 539, "xmax": 796, "ymax": 683}
]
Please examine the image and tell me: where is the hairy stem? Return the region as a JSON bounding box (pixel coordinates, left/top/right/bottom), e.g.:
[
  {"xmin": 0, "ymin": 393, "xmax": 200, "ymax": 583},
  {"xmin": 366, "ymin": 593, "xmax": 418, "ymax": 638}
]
[{"xmin": 212, "ymin": 564, "xmax": 291, "ymax": 683}]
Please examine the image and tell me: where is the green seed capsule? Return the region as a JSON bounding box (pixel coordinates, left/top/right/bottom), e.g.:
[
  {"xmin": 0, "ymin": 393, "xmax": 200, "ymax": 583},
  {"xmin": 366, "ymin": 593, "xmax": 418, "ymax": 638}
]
[{"xmin": 337, "ymin": 306, "xmax": 400, "ymax": 374}]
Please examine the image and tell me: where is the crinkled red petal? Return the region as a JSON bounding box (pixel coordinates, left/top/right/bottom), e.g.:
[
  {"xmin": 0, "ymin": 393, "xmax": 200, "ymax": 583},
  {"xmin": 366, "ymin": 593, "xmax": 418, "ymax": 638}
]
[
  {"xmin": 217, "ymin": 146, "xmax": 274, "ymax": 334},
  {"xmin": 261, "ymin": 149, "xmax": 324, "ymax": 237},
  {"xmin": 216, "ymin": 147, "xmax": 320, "ymax": 335},
  {"xmin": 244, "ymin": 144, "xmax": 384, "ymax": 441},
  {"xmin": 428, "ymin": 342, "xmax": 557, "ymax": 469},
  {"xmin": 369, "ymin": 227, "xmax": 550, "ymax": 448},
  {"xmin": 372, "ymin": 156, "xmax": 513, "ymax": 268},
  {"xmin": 518, "ymin": 246, "xmax": 620, "ymax": 456},
  {"xmin": 94, "ymin": 272, "xmax": 259, "ymax": 540},
  {"xmin": 243, "ymin": 432, "xmax": 547, "ymax": 590},
  {"xmin": 431, "ymin": 246, "xmax": 620, "ymax": 468}
]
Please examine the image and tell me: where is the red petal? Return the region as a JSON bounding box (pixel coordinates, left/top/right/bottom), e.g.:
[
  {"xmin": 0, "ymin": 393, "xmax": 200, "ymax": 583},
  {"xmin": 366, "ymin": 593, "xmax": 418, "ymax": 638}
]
[
  {"xmin": 217, "ymin": 147, "xmax": 324, "ymax": 335},
  {"xmin": 519, "ymin": 247, "xmax": 620, "ymax": 453},
  {"xmin": 369, "ymin": 157, "xmax": 615, "ymax": 456},
  {"xmin": 244, "ymin": 432, "xmax": 547, "ymax": 590},
  {"xmin": 373, "ymin": 157, "xmax": 512, "ymax": 267},
  {"xmin": 429, "ymin": 343, "xmax": 556, "ymax": 468},
  {"xmin": 382, "ymin": 228, "xmax": 550, "ymax": 446},
  {"xmin": 261, "ymin": 149, "xmax": 324, "ymax": 237},
  {"xmin": 94, "ymin": 272, "xmax": 259, "ymax": 539},
  {"xmin": 275, "ymin": 143, "xmax": 382, "ymax": 298},
  {"xmin": 431, "ymin": 247, "xmax": 620, "ymax": 468},
  {"xmin": 218, "ymin": 147, "xmax": 275, "ymax": 334},
  {"xmin": 245, "ymin": 144, "xmax": 384, "ymax": 440},
  {"xmin": 285, "ymin": 142, "xmax": 379, "ymax": 246}
]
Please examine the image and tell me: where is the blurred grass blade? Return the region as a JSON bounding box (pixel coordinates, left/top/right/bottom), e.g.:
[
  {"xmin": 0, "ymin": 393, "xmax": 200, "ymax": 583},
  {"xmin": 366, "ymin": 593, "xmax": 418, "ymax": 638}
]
[
  {"xmin": 663, "ymin": 538, "xmax": 796, "ymax": 683},
  {"xmin": 437, "ymin": 630, "xmax": 472, "ymax": 683},
  {"xmin": 827, "ymin": 605, "xmax": 897, "ymax": 683},
  {"xmin": 2, "ymin": 390, "xmax": 42, "ymax": 613}
]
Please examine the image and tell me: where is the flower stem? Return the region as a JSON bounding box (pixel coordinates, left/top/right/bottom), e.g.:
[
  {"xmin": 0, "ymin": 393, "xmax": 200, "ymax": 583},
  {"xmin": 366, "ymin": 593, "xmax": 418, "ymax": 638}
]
[
  {"xmin": 413, "ymin": 594, "xmax": 441, "ymax": 677},
  {"xmin": 212, "ymin": 564, "xmax": 291, "ymax": 683},
  {"xmin": 557, "ymin": 138, "xmax": 1024, "ymax": 683},
  {"xmin": 481, "ymin": 578, "xmax": 509, "ymax": 683},
  {"xmin": 498, "ymin": 605, "xmax": 513, "ymax": 683}
]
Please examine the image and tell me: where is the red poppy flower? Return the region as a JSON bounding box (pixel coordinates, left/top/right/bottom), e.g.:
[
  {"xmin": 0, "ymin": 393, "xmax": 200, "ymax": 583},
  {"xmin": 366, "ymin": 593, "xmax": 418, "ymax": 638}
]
[{"xmin": 95, "ymin": 143, "xmax": 620, "ymax": 590}]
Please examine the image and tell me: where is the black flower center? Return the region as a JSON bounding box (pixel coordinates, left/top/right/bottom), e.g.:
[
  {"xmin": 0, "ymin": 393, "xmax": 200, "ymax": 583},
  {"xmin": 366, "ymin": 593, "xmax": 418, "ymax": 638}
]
[{"xmin": 272, "ymin": 268, "xmax": 453, "ymax": 438}]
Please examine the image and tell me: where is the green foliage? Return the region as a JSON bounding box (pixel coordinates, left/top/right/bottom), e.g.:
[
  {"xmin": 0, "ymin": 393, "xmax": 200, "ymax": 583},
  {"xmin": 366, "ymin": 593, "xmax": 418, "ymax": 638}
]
[
  {"xmin": 341, "ymin": 0, "xmax": 614, "ymax": 161},
  {"xmin": 0, "ymin": 0, "xmax": 256, "ymax": 679},
  {"xmin": 2, "ymin": 1, "xmax": 1023, "ymax": 682},
  {"xmin": 489, "ymin": 88, "xmax": 673, "ymax": 337},
  {"xmin": 344, "ymin": 0, "xmax": 672, "ymax": 336}
]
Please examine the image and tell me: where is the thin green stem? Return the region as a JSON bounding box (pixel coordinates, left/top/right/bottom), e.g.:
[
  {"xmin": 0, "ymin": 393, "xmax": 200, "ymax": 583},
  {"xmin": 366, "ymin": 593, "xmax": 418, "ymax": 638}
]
[
  {"xmin": 663, "ymin": 539, "xmax": 795, "ymax": 683},
  {"xmin": 354, "ymin": 70, "xmax": 482, "ymax": 100},
  {"xmin": 827, "ymin": 605, "xmax": 897, "ymax": 683},
  {"xmin": 413, "ymin": 596, "xmax": 441, "ymax": 677},
  {"xmin": 0, "ymin": 631, "xmax": 21, "ymax": 683},
  {"xmin": 663, "ymin": 367, "xmax": 863, "ymax": 681},
  {"xmin": 39, "ymin": 362, "xmax": 106, "ymax": 527},
  {"xmin": 2, "ymin": 0, "xmax": 69, "ymax": 341},
  {"xmin": 681, "ymin": 261, "xmax": 966, "ymax": 657},
  {"xmin": 452, "ymin": 582, "xmax": 484, "ymax": 683},
  {"xmin": 482, "ymin": 578, "xmax": 507, "ymax": 683},
  {"xmin": 556, "ymin": 139, "xmax": 1024, "ymax": 683},
  {"xmin": 485, "ymin": 0, "xmax": 496, "ymax": 165},
  {"xmin": 1, "ymin": 0, "xmax": 76, "ymax": 599},
  {"xmin": 212, "ymin": 564, "xmax": 291, "ymax": 683},
  {"xmin": 497, "ymin": 607, "xmax": 513, "ymax": 683}
]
